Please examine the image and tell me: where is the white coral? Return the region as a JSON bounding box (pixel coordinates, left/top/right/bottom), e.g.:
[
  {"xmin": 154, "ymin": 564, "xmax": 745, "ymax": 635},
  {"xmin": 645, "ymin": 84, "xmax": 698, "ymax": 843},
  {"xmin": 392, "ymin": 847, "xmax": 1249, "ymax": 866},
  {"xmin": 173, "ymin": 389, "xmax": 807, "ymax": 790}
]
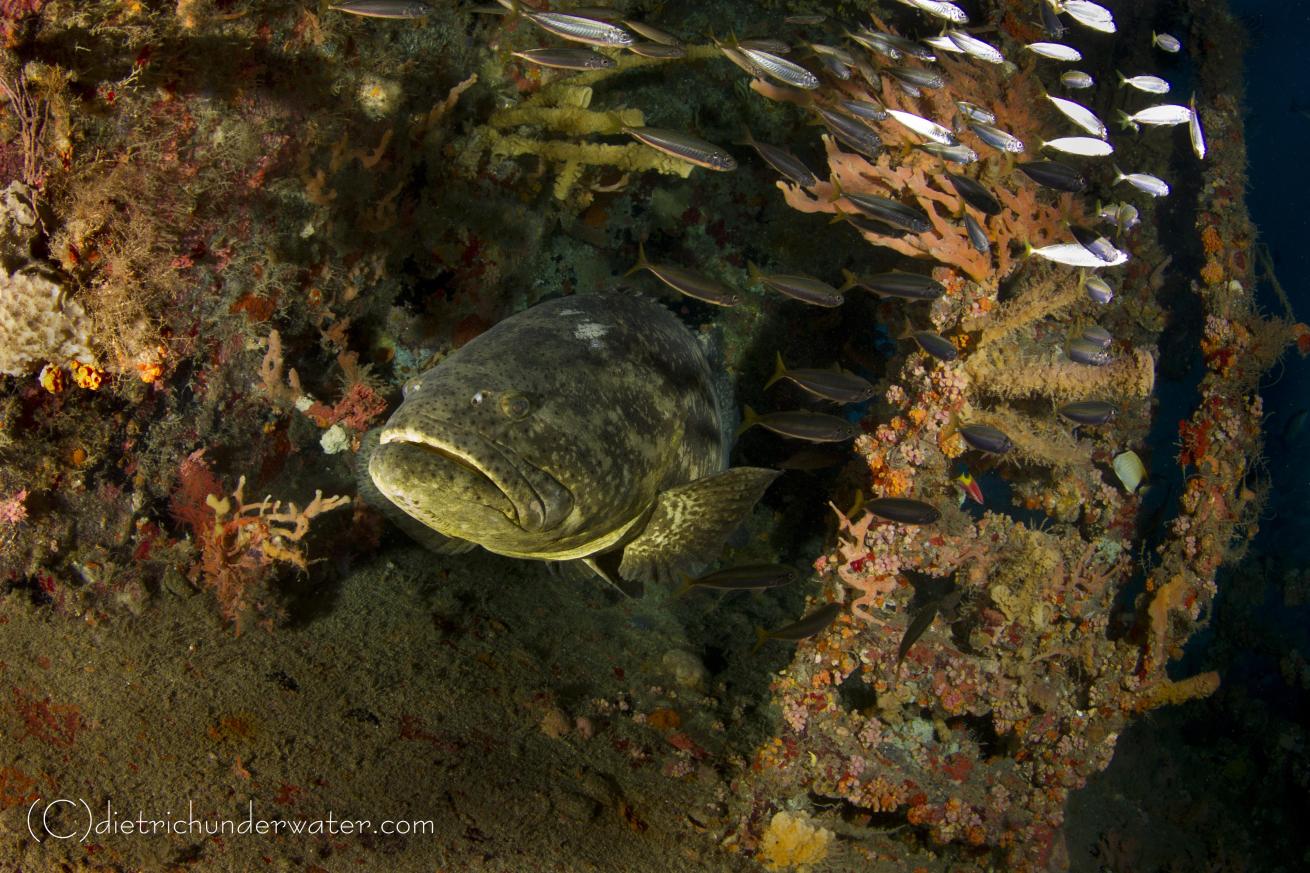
[{"xmin": 0, "ymin": 269, "xmax": 94, "ymax": 376}]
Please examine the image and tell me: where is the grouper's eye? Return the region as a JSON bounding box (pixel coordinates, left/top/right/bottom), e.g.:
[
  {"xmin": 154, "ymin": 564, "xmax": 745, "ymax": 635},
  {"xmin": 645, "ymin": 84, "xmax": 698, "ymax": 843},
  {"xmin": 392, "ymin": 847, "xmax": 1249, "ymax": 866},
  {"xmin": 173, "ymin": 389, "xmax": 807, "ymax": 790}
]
[
  {"xmin": 402, "ymin": 377, "xmax": 421, "ymax": 397},
  {"xmin": 471, "ymin": 390, "xmax": 485, "ymax": 406},
  {"xmin": 500, "ymin": 391, "xmax": 531, "ymax": 420}
]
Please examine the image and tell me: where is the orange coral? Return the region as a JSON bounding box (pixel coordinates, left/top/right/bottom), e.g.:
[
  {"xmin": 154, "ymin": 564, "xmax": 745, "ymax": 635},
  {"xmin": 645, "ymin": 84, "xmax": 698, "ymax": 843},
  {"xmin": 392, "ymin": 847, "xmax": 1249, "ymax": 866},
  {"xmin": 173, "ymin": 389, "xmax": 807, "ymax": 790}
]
[
  {"xmin": 1200, "ymin": 259, "xmax": 1224, "ymax": 285},
  {"xmin": 777, "ymin": 55, "xmax": 1083, "ymax": 287},
  {"xmin": 1201, "ymin": 224, "xmax": 1223, "ymax": 255}
]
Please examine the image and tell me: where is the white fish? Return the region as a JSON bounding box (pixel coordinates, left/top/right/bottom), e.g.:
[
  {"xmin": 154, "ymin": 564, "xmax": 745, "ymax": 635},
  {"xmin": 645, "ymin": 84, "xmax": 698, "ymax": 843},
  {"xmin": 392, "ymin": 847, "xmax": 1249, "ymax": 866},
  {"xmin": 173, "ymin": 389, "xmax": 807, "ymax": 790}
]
[
  {"xmin": 1063, "ymin": 0, "xmax": 1116, "ymax": 33},
  {"xmin": 946, "ymin": 30, "xmax": 1005, "ymax": 64},
  {"xmin": 1118, "ymin": 104, "xmax": 1193, "ymax": 131},
  {"xmin": 908, "ymin": 0, "xmax": 969, "ymax": 24},
  {"xmin": 1097, "ymin": 201, "xmax": 1140, "ymax": 231},
  {"xmin": 1153, "ymin": 31, "xmax": 1182, "ymax": 52},
  {"xmin": 1189, "ymin": 94, "xmax": 1207, "ymax": 159},
  {"xmin": 1083, "ymin": 275, "xmax": 1115, "ymax": 304},
  {"xmin": 1061, "ymin": 70, "xmax": 1094, "ymax": 89},
  {"xmin": 1047, "ymin": 94, "xmax": 1108, "ymax": 138},
  {"xmin": 923, "ymin": 34, "xmax": 964, "ymax": 53},
  {"xmin": 1117, "ymin": 72, "xmax": 1171, "ymax": 94},
  {"xmin": 1114, "ymin": 165, "xmax": 1170, "ymax": 197},
  {"xmin": 1042, "ymin": 136, "xmax": 1114, "ymax": 156},
  {"xmin": 1029, "ymin": 242, "xmax": 1128, "ymax": 268},
  {"xmin": 886, "ymin": 108, "xmax": 959, "ymax": 145},
  {"xmin": 1025, "ymin": 42, "xmax": 1082, "ymax": 61},
  {"xmin": 739, "ymin": 47, "xmax": 821, "ymax": 89},
  {"xmin": 955, "ymin": 100, "xmax": 995, "ymax": 124},
  {"xmin": 1113, "ymin": 450, "xmax": 1147, "ymax": 492}
]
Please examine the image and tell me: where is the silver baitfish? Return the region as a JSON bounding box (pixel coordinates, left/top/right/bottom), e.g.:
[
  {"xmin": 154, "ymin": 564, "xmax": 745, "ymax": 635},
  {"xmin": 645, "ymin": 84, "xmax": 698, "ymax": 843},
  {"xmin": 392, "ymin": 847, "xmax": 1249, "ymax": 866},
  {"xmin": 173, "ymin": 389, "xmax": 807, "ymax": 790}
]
[
  {"xmin": 1061, "ymin": 70, "xmax": 1095, "ymax": 89},
  {"xmin": 627, "ymin": 42, "xmax": 687, "ymax": 59},
  {"xmin": 809, "ymin": 42, "xmax": 854, "ymax": 65},
  {"xmin": 964, "ymin": 213, "xmax": 990, "ymax": 253},
  {"xmin": 1041, "ymin": 0, "xmax": 1068, "ymax": 38},
  {"xmin": 911, "ymin": 329, "xmax": 959, "ymax": 361},
  {"xmin": 1118, "ymin": 72, "xmax": 1171, "ymax": 94},
  {"xmin": 739, "ymin": 129, "xmax": 817, "ymax": 187},
  {"xmin": 623, "ymin": 19, "xmax": 681, "ymax": 46},
  {"xmin": 816, "ymin": 53, "xmax": 853, "ymax": 79},
  {"xmin": 842, "ymin": 195, "xmax": 932, "ymax": 233},
  {"xmin": 1068, "ymin": 337, "xmax": 1112, "ymax": 365},
  {"xmin": 843, "ymin": 269, "xmax": 944, "ymax": 300},
  {"xmin": 815, "ymin": 107, "xmax": 884, "ymax": 158},
  {"xmin": 765, "ymin": 354, "xmax": 875, "ymax": 403},
  {"xmin": 1018, "ymin": 160, "xmax": 1087, "ymax": 192},
  {"xmin": 512, "ymin": 48, "xmax": 615, "ymax": 70},
  {"xmin": 1063, "ymin": 0, "xmax": 1116, "ymax": 33},
  {"xmin": 1113, "ymin": 166, "xmax": 1170, "ymax": 197},
  {"xmin": 1153, "ymin": 31, "xmax": 1182, "ymax": 53},
  {"xmin": 1058, "ymin": 400, "xmax": 1118, "ymax": 425},
  {"xmin": 866, "ymin": 497, "xmax": 941, "ymax": 525},
  {"xmin": 1190, "ymin": 94, "xmax": 1207, "ymax": 160},
  {"xmin": 628, "ymin": 243, "xmax": 739, "ymax": 306},
  {"xmin": 916, "ymin": 141, "xmax": 979, "ymax": 163},
  {"xmin": 959, "ymin": 424, "xmax": 1013, "ymax": 454},
  {"xmin": 330, "ymin": 0, "xmax": 431, "ymax": 18},
  {"xmin": 364, "ymin": 293, "xmax": 779, "ymax": 596},
  {"xmin": 888, "ymin": 66, "xmax": 946, "ymax": 90},
  {"xmin": 625, "ymin": 127, "xmax": 737, "ymax": 171},
  {"xmin": 739, "ymin": 37, "xmax": 791, "ymax": 54},
  {"xmin": 969, "ymin": 121, "xmax": 1025, "ymax": 153},
  {"xmin": 1025, "ymin": 42, "xmax": 1082, "ymax": 61},
  {"xmin": 748, "ymin": 263, "xmax": 843, "ymax": 307},
  {"xmin": 946, "ymin": 30, "xmax": 1004, "ymax": 63},
  {"xmin": 923, "ymin": 34, "xmax": 964, "ymax": 54},
  {"xmin": 525, "ymin": 10, "xmax": 635, "ymax": 46},
  {"xmin": 956, "ymin": 101, "xmax": 995, "ymax": 124},
  {"xmin": 785, "ymin": 13, "xmax": 827, "ymax": 25},
  {"xmin": 902, "ymin": 0, "xmax": 969, "ymax": 24},
  {"xmin": 1083, "ymin": 275, "xmax": 1115, "ymax": 304},
  {"xmin": 740, "ymin": 47, "xmax": 821, "ymax": 89},
  {"xmin": 738, "ymin": 407, "xmax": 861, "ymax": 443},
  {"xmin": 945, "ymin": 172, "xmax": 1001, "ymax": 215},
  {"xmin": 1041, "ymin": 135, "xmax": 1114, "ymax": 157},
  {"xmin": 1118, "ymin": 104, "xmax": 1193, "ymax": 131},
  {"xmin": 886, "ymin": 109, "xmax": 960, "ymax": 146},
  {"xmin": 1071, "ymin": 225, "xmax": 1120, "ymax": 262},
  {"xmin": 837, "ymin": 97, "xmax": 889, "ymax": 122},
  {"xmin": 847, "ymin": 28, "xmax": 902, "ymax": 60},
  {"xmin": 1047, "ymin": 95, "xmax": 1108, "ymax": 139}
]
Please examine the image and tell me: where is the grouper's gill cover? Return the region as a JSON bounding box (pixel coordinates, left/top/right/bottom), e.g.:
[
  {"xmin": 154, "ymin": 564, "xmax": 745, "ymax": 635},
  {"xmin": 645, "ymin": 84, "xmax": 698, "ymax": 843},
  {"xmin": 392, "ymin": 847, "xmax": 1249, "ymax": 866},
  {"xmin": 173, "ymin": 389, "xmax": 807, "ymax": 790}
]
[{"xmin": 367, "ymin": 293, "xmax": 777, "ymax": 586}]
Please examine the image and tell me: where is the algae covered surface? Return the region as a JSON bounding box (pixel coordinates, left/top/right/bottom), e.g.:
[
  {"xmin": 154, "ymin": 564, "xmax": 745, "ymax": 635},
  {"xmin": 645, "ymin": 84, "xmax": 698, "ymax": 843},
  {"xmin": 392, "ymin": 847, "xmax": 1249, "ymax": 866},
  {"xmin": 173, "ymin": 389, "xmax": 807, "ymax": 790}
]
[{"xmin": 0, "ymin": 0, "xmax": 1306, "ymax": 870}]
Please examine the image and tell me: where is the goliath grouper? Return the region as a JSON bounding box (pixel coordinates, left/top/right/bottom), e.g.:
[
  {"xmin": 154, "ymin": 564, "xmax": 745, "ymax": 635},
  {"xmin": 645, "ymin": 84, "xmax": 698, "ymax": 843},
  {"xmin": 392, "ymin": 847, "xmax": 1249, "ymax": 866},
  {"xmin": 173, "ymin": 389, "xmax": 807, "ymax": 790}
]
[{"xmin": 362, "ymin": 293, "xmax": 779, "ymax": 597}]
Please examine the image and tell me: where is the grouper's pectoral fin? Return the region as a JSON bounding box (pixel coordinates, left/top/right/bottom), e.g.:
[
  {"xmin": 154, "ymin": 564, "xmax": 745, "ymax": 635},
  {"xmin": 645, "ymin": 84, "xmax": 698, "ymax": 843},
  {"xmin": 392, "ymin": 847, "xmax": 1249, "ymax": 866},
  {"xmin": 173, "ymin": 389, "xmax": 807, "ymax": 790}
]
[
  {"xmin": 580, "ymin": 553, "xmax": 645, "ymax": 598},
  {"xmin": 618, "ymin": 467, "xmax": 780, "ymax": 587}
]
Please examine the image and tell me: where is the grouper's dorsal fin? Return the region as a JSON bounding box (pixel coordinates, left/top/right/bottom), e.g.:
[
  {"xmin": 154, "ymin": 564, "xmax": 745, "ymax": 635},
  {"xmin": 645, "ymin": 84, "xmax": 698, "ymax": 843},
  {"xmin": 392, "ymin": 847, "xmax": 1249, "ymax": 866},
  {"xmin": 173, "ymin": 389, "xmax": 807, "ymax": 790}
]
[{"xmin": 618, "ymin": 467, "xmax": 780, "ymax": 587}]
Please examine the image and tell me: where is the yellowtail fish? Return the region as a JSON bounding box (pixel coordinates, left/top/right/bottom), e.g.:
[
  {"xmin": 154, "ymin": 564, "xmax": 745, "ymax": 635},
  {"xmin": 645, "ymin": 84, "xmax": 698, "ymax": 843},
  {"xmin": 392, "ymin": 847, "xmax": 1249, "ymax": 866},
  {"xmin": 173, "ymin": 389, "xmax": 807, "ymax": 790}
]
[
  {"xmin": 1041, "ymin": 136, "xmax": 1114, "ymax": 157},
  {"xmin": 764, "ymin": 353, "xmax": 875, "ymax": 403},
  {"xmin": 1117, "ymin": 72, "xmax": 1171, "ymax": 94},
  {"xmin": 627, "ymin": 242, "xmax": 739, "ymax": 306},
  {"xmin": 1063, "ymin": 0, "xmax": 1116, "ymax": 33},
  {"xmin": 841, "ymin": 269, "xmax": 944, "ymax": 299},
  {"xmin": 1189, "ymin": 94, "xmax": 1207, "ymax": 160},
  {"xmin": 737, "ymin": 406, "xmax": 860, "ymax": 442},
  {"xmin": 1117, "ymin": 104, "xmax": 1193, "ymax": 131},
  {"xmin": 1061, "ymin": 70, "xmax": 1094, "ymax": 89},
  {"xmin": 624, "ymin": 126, "xmax": 737, "ymax": 171},
  {"xmin": 1027, "ymin": 241, "xmax": 1128, "ymax": 267},
  {"xmin": 1153, "ymin": 31, "xmax": 1182, "ymax": 53},
  {"xmin": 1047, "ymin": 94, "xmax": 1108, "ymax": 139},
  {"xmin": 747, "ymin": 262, "xmax": 842, "ymax": 307},
  {"xmin": 752, "ymin": 603, "xmax": 842, "ymax": 653},
  {"xmin": 946, "ymin": 30, "xmax": 1004, "ymax": 63},
  {"xmin": 902, "ymin": 0, "xmax": 968, "ymax": 25},
  {"xmin": 675, "ymin": 563, "xmax": 798, "ymax": 597},
  {"xmin": 512, "ymin": 48, "xmax": 614, "ymax": 70},
  {"xmin": 330, "ymin": 0, "xmax": 431, "ymax": 18},
  {"xmin": 1112, "ymin": 165, "xmax": 1170, "ymax": 197},
  {"xmin": 1025, "ymin": 42, "xmax": 1082, "ymax": 61}
]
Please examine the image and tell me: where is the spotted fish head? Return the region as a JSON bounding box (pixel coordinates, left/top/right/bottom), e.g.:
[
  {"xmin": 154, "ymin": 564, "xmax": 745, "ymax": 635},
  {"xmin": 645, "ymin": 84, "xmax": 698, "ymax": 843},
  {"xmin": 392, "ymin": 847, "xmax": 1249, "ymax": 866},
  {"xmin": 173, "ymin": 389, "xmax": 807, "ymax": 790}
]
[{"xmin": 368, "ymin": 294, "xmax": 723, "ymax": 560}]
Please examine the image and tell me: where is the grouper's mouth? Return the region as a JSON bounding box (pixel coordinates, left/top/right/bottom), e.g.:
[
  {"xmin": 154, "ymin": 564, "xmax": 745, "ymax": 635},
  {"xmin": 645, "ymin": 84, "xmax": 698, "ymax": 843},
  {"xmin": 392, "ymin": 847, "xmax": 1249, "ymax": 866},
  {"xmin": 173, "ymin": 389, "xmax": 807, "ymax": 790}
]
[{"xmin": 377, "ymin": 424, "xmax": 573, "ymax": 533}]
